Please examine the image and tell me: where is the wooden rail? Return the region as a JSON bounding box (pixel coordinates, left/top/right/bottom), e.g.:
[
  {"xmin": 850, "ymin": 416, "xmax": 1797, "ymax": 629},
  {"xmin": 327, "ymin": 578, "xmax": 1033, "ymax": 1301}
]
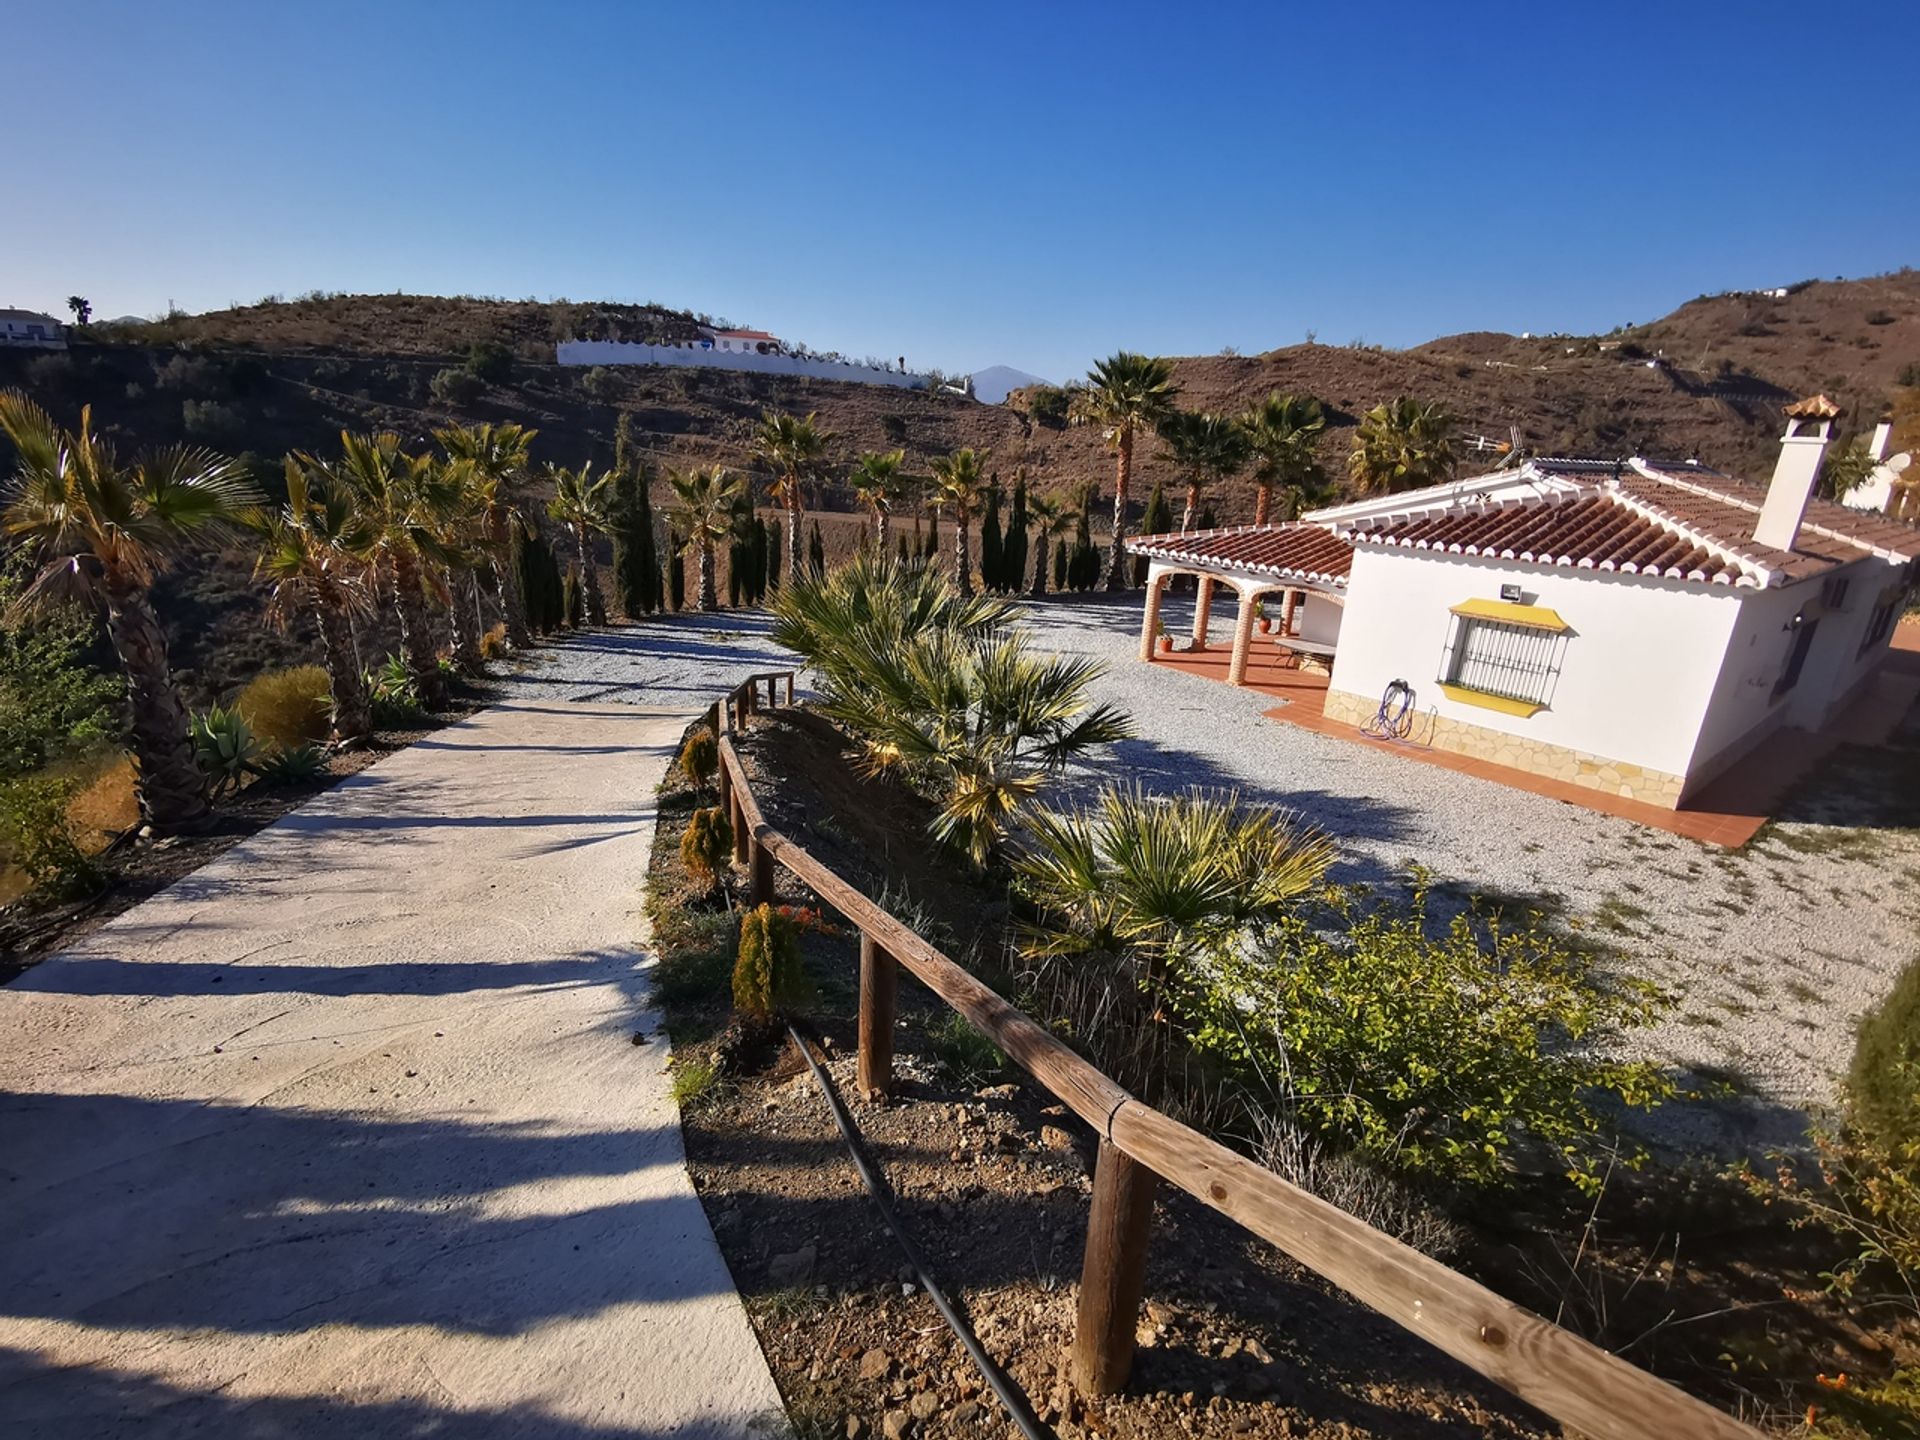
[{"xmin": 707, "ymin": 673, "xmax": 1760, "ymax": 1440}]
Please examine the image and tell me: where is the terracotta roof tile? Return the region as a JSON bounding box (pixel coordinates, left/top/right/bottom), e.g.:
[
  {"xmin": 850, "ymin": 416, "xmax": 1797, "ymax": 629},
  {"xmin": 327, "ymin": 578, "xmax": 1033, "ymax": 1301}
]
[{"xmin": 1125, "ymin": 524, "xmax": 1354, "ymax": 586}]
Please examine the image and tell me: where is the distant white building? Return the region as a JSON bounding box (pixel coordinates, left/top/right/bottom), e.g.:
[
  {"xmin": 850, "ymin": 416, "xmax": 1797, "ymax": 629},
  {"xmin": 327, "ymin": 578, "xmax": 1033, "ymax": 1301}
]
[
  {"xmin": 703, "ymin": 328, "xmax": 782, "ymax": 355},
  {"xmin": 0, "ymin": 310, "xmax": 67, "ymax": 349}
]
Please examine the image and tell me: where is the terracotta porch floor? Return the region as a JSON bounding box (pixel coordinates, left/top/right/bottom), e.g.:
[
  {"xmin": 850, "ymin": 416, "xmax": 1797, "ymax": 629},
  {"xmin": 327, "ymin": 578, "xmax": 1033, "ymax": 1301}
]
[{"xmin": 1148, "ymin": 626, "xmax": 1920, "ymax": 848}]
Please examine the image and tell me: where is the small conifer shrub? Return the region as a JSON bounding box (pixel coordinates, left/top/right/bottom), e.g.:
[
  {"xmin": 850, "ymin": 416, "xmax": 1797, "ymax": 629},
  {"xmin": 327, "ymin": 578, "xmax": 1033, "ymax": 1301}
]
[
  {"xmin": 732, "ymin": 902, "xmax": 807, "ymax": 1023},
  {"xmin": 680, "ymin": 805, "xmax": 732, "ymax": 892},
  {"xmin": 679, "ymin": 728, "xmax": 718, "ymax": 789}
]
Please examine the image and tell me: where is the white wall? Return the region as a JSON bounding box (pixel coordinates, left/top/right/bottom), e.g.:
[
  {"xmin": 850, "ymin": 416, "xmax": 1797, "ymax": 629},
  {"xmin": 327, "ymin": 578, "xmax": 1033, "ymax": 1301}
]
[
  {"xmin": 1327, "ymin": 547, "xmax": 1740, "ymax": 778},
  {"xmin": 1293, "ymin": 593, "xmax": 1343, "ymax": 646},
  {"xmin": 555, "ymin": 339, "xmax": 929, "ymax": 390}
]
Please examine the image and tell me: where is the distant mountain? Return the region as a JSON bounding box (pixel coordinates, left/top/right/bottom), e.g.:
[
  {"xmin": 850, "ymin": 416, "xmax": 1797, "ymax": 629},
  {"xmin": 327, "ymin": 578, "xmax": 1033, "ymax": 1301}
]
[{"xmin": 971, "ymin": 364, "xmax": 1051, "ymax": 404}]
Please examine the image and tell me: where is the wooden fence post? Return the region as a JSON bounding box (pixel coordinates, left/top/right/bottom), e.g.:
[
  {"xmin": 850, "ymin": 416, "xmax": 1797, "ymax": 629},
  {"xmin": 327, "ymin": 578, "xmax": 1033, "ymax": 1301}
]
[
  {"xmin": 785, "ymin": 673, "xmax": 795, "ymax": 705},
  {"xmin": 749, "ymin": 835, "xmax": 774, "ymax": 906},
  {"xmin": 730, "ymin": 787, "xmax": 750, "ymax": 865},
  {"xmin": 706, "ymin": 700, "xmax": 721, "ymax": 735},
  {"xmin": 857, "ymin": 932, "xmax": 896, "ymax": 1099},
  {"xmin": 1072, "ymin": 1139, "xmax": 1158, "ymax": 1397}
]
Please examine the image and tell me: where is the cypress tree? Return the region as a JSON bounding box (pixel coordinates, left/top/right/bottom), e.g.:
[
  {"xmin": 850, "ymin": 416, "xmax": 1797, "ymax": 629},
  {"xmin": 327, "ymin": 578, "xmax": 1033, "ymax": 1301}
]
[
  {"xmin": 1197, "ymin": 505, "xmax": 1217, "ymax": 532},
  {"xmin": 768, "ymin": 522, "xmax": 782, "ymax": 592},
  {"xmin": 636, "ymin": 467, "xmax": 662, "ymax": 612},
  {"xmin": 610, "ymin": 463, "xmax": 646, "ymax": 618},
  {"xmin": 911, "ymin": 513, "xmax": 923, "ymax": 558},
  {"xmin": 925, "ymin": 508, "xmax": 941, "ymax": 564},
  {"xmin": 1006, "ymin": 474, "xmax": 1029, "ymax": 598},
  {"xmin": 666, "ymin": 528, "xmax": 685, "ymax": 611},
  {"xmin": 1133, "ymin": 481, "xmax": 1173, "ymax": 585},
  {"xmin": 980, "ymin": 481, "xmax": 1004, "ymax": 592},
  {"xmin": 563, "ymin": 566, "xmax": 585, "ymax": 628},
  {"xmin": 808, "ymin": 519, "xmax": 826, "ymax": 577},
  {"xmin": 727, "ymin": 534, "xmax": 745, "ymax": 606},
  {"xmin": 1054, "ymin": 537, "xmax": 1068, "ymax": 590},
  {"xmin": 896, "ymin": 532, "xmax": 909, "ymax": 565}
]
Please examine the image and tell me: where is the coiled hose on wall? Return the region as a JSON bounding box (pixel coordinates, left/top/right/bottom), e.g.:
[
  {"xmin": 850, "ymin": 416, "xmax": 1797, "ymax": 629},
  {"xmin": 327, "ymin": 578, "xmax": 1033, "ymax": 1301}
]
[
  {"xmin": 787, "ymin": 1024, "xmax": 1052, "ymax": 1440},
  {"xmin": 1360, "ymin": 678, "xmax": 1416, "ymax": 740}
]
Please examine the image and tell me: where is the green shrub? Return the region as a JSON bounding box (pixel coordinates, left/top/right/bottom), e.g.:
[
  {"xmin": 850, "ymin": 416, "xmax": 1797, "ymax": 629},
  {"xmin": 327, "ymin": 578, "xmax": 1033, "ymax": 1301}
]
[
  {"xmin": 429, "ymin": 367, "xmax": 485, "ymax": 405},
  {"xmin": 732, "ymin": 902, "xmax": 807, "ymax": 1023},
  {"xmin": 680, "ymin": 805, "xmax": 732, "ymax": 890},
  {"xmin": 679, "ymin": 728, "xmax": 718, "ymax": 789},
  {"xmin": 465, "ymin": 339, "xmax": 513, "ymax": 384},
  {"xmin": 581, "ymin": 365, "xmax": 618, "ymax": 402},
  {"xmin": 254, "ymin": 743, "xmax": 328, "ymax": 786},
  {"xmin": 669, "ymin": 1059, "xmax": 720, "ymax": 1108},
  {"xmin": 364, "ymin": 656, "xmax": 424, "ymax": 726},
  {"xmin": 930, "ymin": 1011, "xmax": 1005, "ymax": 1084},
  {"xmin": 1854, "ymin": 958, "xmax": 1920, "ymax": 1153},
  {"xmin": 0, "ymin": 772, "xmax": 99, "ymax": 899},
  {"xmin": 1026, "ymin": 385, "xmax": 1072, "ymax": 424},
  {"xmin": 234, "ymin": 665, "xmax": 332, "ymax": 749},
  {"xmin": 1185, "ymin": 881, "xmax": 1673, "ymax": 1191},
  {"xmin": 0, "ymin": 573, "xmax": 123, "ymax": 782},
  {"xmin": 189, "ymin": 705, "xmax": 260, "ymax": 799},
  {"xmin": 181, "ymin": 398, "xmax": 243, "ymax": 441}
]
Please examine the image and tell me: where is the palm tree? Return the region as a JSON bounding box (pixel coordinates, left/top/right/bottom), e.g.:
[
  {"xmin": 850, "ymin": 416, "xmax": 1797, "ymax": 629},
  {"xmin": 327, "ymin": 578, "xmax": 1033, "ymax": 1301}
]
[
  {"xmin": 751, "ymin": 411, "xmax": 829, "ymax": 589},
  {"xmin": 329, "ymin": 431, "xmax": 466, "ymax": 708},
  {"xmin": 1242, "ymin": 392, "xmax": 1329, "ymax": 524},
  {"xmin": 670, "ymin": 465, "xmax": 747, "ymax": 612},
  {"xmin": 1157, "ymin": 410, "xmax": 1251, "ymax": 533},
  {"xmin": 850, "ymin": 449, "xmax": 909, "ymax": 551},
  {"xmin": 1025, "ymin": 494, "xmax": 1072, "ymax": 598},
  {"xmin": 547, "ymin": 462, "xmax": 612, "ymax": 624},
  {"xmin": 436, "ymin": 422, "xmax": 537, "ymax": 647},
  {"xmin": 1349, "ymin": 397, "xmax": 1458, "ymax": 495},
  {"xmin": 0, "ymin": 391, "xmax": 260, "ymax": 834},
  {"xmin": 1071, "ymin": 352, "xmax": 1178, "ymax": 589},
  {"xmin": 929, "ymin": 448, "xmax": 991, "ymax": 597},
  {"xmin": 253, "ymin": 458, "xmax": 376, "ymax": 745}
]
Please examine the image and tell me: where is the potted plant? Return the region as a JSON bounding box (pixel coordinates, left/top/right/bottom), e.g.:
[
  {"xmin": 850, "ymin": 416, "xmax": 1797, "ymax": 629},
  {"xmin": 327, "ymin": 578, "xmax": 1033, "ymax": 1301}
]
[{"xmin": 1156, "ymin": 619, "xmax": 1174, "ymax": 654}]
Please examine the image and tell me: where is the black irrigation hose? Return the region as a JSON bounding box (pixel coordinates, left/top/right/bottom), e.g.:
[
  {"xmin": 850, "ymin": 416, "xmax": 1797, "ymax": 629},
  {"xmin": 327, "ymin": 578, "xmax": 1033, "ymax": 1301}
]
[{"xmin": 785, "ymin": 1024, "xmax": 1053, "ymax": 1440}]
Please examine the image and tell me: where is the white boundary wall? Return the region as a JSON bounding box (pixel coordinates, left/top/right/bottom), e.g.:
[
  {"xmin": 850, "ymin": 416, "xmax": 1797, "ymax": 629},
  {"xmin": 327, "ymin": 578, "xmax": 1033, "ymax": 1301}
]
[{"xmin": 556, "ymin": 339, "xmax": 929, "ymax": 390}]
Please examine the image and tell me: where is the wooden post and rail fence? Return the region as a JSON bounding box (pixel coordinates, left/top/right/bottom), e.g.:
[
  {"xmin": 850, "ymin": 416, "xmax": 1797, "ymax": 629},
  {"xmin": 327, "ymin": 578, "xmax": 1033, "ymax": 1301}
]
[{"xmin": 707, "ymin": 669, "xmax": 1760, "ymax": 1440}]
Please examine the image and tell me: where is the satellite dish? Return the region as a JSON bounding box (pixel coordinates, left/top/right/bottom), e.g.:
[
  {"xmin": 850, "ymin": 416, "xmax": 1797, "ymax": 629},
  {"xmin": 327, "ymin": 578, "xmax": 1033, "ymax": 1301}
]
[{"xmin": 1889, "ymin": 452, "xmax": 1913, "ymax": 475}]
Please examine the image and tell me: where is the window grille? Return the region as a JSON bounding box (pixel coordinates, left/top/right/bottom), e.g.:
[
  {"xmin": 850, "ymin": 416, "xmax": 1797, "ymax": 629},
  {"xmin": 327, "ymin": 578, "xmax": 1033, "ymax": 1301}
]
[{"xmin": 1440, "ymin": 617, "xmax": 1562, "ymax": 708}]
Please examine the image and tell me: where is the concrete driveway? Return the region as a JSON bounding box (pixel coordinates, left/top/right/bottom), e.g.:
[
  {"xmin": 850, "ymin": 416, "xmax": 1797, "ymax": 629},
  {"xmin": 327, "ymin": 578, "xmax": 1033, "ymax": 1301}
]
[{"xmin": 0, "ymin": 700, "xmax": 787, "ymax": 1438}]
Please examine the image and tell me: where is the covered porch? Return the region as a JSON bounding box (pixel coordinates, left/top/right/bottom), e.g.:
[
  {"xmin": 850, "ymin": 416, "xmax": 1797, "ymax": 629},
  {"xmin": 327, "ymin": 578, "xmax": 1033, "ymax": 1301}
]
[{"xmin": 1127, "ymin": 523, "xmax": 1355, "ymax": 690}]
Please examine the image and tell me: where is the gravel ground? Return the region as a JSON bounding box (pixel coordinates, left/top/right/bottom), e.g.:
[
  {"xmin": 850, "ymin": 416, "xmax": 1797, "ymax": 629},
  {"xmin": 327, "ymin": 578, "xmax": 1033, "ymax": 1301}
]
[
  {"xmin": 488, "ymin": 612, "xmax": 802, "ymax": 710},
  {"xmin": 497, "ymin": 604, "xmax": 1920, "ymax": 1148},
  {"xmin": 1032, "ymin": 592, "xmax": 1920, "ymax": 1147}
]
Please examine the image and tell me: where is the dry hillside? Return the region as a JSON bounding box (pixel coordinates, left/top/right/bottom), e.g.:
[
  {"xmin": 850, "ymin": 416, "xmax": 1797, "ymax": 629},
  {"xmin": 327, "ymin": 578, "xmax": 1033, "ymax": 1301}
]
[{"xmin": 0, "ymin": 276, "xmax": 1912, "ymax": 697}]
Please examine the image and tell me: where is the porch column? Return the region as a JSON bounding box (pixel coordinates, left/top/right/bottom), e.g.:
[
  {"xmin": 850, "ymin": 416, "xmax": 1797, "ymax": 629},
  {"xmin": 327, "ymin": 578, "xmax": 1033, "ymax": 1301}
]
[
  {"xmin": 1227, "ymin": 586, "xmax": 1260, "ymax": 686},
  {"xmin": 1138, "ymin": 570, "xmax": 1170, "ymax": 661},
  {"xmin": 1280, "ymin": 587, "xmax": 1300, "ymax": 638},
  {"xmin": 1191, "ymin": 575, "xmax": 1215, "ymax": 650}
]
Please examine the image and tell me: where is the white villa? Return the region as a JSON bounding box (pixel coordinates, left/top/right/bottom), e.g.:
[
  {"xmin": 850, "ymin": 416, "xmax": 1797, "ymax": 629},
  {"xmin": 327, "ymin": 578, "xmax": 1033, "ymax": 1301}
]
[
  {"xmin": 0, "ymin": 310, "xmax": 67, "ymax": 349},
  {"xmin": 1127, "ymin": 397, "xmax": 1919, "ymax": 809},
  {"xmin": 703, "ymin": 327, "xmax": 782, "ymax": 355}
]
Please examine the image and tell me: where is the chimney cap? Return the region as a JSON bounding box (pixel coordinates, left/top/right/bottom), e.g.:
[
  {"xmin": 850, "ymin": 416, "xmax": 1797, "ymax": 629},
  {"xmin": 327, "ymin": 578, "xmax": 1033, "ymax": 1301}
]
[{"xmin": 1784, "ymin": 394, "xmax": 1842, "ymax": 420}]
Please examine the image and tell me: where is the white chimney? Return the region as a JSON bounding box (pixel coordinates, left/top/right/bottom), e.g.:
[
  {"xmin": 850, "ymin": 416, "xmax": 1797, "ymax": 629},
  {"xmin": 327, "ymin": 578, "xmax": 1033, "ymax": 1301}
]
[
  {"xmin": 1870, "ymin": 420, "xmax": 1893, "ymax": 463},
  {"xmin": 1753, "ymin": 395, "xmax": 1838, "ymax": 552}
]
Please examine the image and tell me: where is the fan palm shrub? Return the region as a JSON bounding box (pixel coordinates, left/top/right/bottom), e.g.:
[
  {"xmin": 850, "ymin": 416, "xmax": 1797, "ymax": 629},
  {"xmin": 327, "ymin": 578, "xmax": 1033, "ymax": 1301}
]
[
  {"xmin": 1242, "ymin": 392, "xmax": 1329, "ymax": 523},
  {"xmin": 0, "ymin": 391, "xmax": 259, "ymax": 834},
  {"xmin": 1157, "ymin": 410, "xmax": 1249, "ymax": 533},
  {"xmin": 437, "ymin": 422, "xmax": 537, "ymax": 647},
  {"xmin": 851, "ymin": 449, "xmax": 909, "ymax": 552},
  {"xmin": 1014, "ymin": 784, "xmax": 1335, "ymax": 1083},
  {"xmin": 252, "ymin": 458, "xmax": 375, "ymax": 743},
  {"xmin": 751, "ymin": 411, "xmax": 828, "ymax": 591},
  {"xmin": 1071, "ymin": 353, "xmax": 1178, "ymax": 589},
  {"xmin": 1024, "ymin": 494, "xmax": 1071, "ymax": 598},
  {"xmin": 547, "ymin": 462, "xmax": 611, "ymax": 624},
  {"xmin": 670, "ymin": 466, "xmax": 747, "ymax": 612},
  {"xmin": 1348, "ymin": 397, "xmax": 1457, "ymax": 495},
  {"xmin": 771, "ymin": 554, "xmax": 1131, "ymax": 865},
  {"xmin": 929, "ymin": 448, "xmax": 991, "ymax": 597}
]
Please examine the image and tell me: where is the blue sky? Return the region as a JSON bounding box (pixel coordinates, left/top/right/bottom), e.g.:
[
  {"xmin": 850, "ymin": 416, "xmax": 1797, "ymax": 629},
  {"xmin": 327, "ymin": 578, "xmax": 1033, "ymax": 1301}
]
[{"xmin": 7, "ymin": 1, "xmax": 1916, "ymax": 381}]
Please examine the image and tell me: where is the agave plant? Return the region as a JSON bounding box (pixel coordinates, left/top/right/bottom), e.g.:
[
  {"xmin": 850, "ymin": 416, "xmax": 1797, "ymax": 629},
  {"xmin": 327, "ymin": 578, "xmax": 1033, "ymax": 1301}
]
[
  {"xmin": 189, "ymin": 705, "xmax": 261, "ymax": 799},
  {"xmin": 254, "ymin": 742, "xmax": 329, "ymax": 786}
]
